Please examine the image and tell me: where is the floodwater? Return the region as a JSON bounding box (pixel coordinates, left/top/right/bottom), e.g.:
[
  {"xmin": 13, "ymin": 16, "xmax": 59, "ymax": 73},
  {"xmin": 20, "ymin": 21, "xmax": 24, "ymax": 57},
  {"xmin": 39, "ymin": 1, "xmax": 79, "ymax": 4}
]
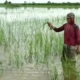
[{"xmin": 0, "ymin": 7, "xmax": 80, "ymax": 80}]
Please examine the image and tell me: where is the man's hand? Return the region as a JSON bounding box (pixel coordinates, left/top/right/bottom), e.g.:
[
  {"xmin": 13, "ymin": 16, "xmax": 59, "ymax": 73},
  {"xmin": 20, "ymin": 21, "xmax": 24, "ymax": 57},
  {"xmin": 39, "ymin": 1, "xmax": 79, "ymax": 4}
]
[
  {"xmin": 76, "ymin": 46, "xmax": 80, "ymax": 55},
  {"xmin": 47, "ymin": 22, "xmax": 54, "ymax": 30}
]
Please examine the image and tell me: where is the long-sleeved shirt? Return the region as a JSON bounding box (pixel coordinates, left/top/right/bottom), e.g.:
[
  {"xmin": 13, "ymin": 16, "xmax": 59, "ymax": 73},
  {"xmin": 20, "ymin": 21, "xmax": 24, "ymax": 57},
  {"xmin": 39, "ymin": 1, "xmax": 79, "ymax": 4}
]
[{"xmin": 54, "ymin": 23, "xmax": 80, "ymax": 46}]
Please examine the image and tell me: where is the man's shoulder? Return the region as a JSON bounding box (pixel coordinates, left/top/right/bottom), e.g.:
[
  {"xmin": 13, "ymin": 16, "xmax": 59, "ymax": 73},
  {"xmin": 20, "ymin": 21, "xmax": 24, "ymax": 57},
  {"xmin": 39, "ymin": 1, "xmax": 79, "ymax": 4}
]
[
  {"xmin": 63, "ymin": 23, "xmax": 79, "ymax": 29},
  {"xmin": 74, "ymin": 24, "xmax": 79, "ymax": 29}
]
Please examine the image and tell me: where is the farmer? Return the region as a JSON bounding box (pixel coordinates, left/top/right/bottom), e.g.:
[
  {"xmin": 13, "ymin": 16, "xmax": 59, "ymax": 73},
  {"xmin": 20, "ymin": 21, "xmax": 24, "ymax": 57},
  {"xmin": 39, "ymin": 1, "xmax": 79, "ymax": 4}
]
[{"xmin": 47, "ymin": 12, "xmax": 80, "ymax": 80}]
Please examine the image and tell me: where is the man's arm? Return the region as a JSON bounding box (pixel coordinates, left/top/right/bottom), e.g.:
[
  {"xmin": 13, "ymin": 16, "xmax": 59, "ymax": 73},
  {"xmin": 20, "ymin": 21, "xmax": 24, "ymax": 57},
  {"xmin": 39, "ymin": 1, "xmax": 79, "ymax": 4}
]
[
  {"xmin": 76, "ymin": 28, "xmax": 80, "ymax": 54},
  {"xmin": 47, "ymin": 22, "xmax": 65, "ymax": 32}
]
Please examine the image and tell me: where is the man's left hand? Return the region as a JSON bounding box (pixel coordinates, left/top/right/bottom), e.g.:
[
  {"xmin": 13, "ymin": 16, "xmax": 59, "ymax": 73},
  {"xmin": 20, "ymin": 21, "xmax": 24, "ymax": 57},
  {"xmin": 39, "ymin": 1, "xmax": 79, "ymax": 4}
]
[{"xmin": 76, "ymin": 46, "xmax": 80, "ymax": 55}]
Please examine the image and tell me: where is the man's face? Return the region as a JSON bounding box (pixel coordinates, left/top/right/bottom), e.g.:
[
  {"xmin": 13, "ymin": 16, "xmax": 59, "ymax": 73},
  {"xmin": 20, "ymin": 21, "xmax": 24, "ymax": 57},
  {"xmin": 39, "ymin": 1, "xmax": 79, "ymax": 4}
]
[{"xmin": 67, "ymin": 18, "xmax": 71, "ymax": 23}]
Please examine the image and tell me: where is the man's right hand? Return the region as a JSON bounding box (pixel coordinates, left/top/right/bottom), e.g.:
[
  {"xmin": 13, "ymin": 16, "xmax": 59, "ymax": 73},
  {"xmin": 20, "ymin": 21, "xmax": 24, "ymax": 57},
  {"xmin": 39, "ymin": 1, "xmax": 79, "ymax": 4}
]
[
  {"xmin": 47, "ymin": 22, "xmax": 53, "ymax": 28},
  {"xmin": 47, "ymin": 22, "xmax": 55, "ymax": 30}
]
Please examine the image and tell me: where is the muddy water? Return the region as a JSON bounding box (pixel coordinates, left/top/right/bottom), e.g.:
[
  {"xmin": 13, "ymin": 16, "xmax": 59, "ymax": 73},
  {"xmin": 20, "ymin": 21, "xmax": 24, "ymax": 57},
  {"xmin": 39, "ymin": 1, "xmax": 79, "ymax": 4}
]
[{"xmin": 0, "ymin": 64, "xmax": 50, "ymax": 80}]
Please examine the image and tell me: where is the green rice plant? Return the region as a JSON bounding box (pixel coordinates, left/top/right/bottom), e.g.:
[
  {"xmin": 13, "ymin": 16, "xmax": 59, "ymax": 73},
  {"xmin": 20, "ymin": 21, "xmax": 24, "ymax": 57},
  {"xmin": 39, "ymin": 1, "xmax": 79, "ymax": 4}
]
[
  {"xmin": 34, "ymin": 32, "xmax": 42, "ymax": 64},
  {"xmin": 0, "ymin": 27, "xmax": 5, "ymax": 45},
  {"xmin": 14, "ymin": 53, "xmax": 20, "ymax": 68},
  {"xmin": 53, "ymin": 67, "xmax": 58, "ymax": 80},
  {"xmin": 43, "ymin": 33, "xmax": 52, "ymax": 64},
  {"xmin": 0, "ymin": 61, "xmax": 3, "ymax": 77},
  {"xmin": 28, "ymin": 37, "xmax": 33, "ymax": 63},
  {"xmin": 49, "ymin": 66, "xmax": 58, "ymax": 80}
]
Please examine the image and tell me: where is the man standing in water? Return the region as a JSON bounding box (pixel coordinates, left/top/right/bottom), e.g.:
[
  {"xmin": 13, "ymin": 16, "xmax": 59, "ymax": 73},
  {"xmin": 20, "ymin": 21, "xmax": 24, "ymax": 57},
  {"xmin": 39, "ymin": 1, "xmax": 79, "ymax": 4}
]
[{"xmin": 47, "ymin": 12, "xmax": 80, "ymax": 80}]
